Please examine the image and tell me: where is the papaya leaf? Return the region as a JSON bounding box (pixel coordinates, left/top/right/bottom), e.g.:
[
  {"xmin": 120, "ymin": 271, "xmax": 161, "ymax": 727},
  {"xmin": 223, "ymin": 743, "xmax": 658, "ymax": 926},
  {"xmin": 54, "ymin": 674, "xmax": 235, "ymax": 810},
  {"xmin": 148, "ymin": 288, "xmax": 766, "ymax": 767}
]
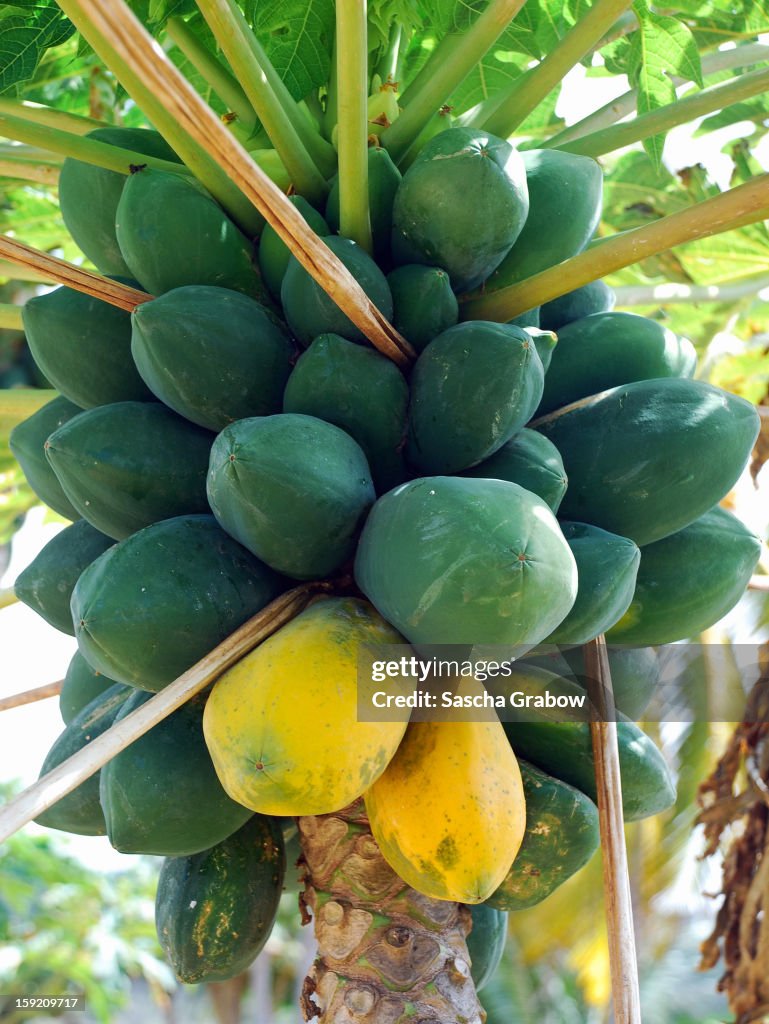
[
  {"xmin": 148, "ymin": 0, "xmax": 196, "ymax": 29},
  {"xmin": 245, "ymin": 0, "xmax": 335, "ymax": 100},
  {"xmin": 0, "ymin": 4, "xmax": 75, "ymax": 95}
]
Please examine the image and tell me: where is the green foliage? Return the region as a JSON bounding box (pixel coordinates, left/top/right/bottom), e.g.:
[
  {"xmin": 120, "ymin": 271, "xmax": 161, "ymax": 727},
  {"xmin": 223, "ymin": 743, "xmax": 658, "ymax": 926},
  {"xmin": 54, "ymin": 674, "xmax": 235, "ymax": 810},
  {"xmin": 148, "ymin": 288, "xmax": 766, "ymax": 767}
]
[{"xmin": 0, "ymin": 2, "xmax": 75, "ymax": 95}]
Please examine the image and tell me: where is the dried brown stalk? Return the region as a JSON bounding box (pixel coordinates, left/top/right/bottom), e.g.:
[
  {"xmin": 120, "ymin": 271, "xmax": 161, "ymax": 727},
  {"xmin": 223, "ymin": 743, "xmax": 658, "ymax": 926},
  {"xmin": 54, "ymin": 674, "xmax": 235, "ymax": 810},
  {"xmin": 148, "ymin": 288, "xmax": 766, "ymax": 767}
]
[{"xmin": 0, "ymin": 680, "xmax": 63, "ymax": 713}]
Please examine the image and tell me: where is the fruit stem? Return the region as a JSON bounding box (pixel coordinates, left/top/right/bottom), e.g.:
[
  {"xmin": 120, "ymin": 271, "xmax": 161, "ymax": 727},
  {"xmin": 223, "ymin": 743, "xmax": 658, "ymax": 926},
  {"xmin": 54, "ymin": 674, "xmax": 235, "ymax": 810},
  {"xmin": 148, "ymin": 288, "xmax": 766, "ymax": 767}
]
[
  {"xmin": 165, "ymin": 15, "xmax": 259, "ymax": 133},
  {"xmin": 381, "ymin": 0, "xmax": 527, "ymax": 161},
  {"xmin": 396, "ymin": 32, "xmax": 464, "ymax": 108},
  {"xmin": 0, "ymin": 679, "xmax": 63, "ymax": 711},
  {"xmin": 480, "ymin": 0, "xmax": 634, "ymax": 138},
  {"xmin": 547, "ymin": 40, "xmax": 769, "ymax": 146},
  {"xmin": 0, "ymin": 157, "xmax": 60, "ymax": 187},
  {"xmin": 375, "ymin": 21, "xmax": 402, "ymax": 84},
  {"xmin": 0, "ymin": 97, "xmax": 106, "ymax": 135},
  {"xmin": 0, "ymin": 588, "xmax": 20, "ymax": 612},
  {"xmin": 196, "ymin": 0, "xmax": 330, "ymax": 205},
  {"xmin": 0, "ymin": 303, "xmax": 24, "ymax": 330},
  {"xmin": 460, "ymin": 172, "xmax": 769, "ymax": 320},
  {"xmin": 547, "ymin": 65, "xmax": 769, "ymax": 158},
  {"xmin": 56, "ymin": 0, "xmax": 264, "ymax": 237},
  {"xmin": 335, "ymin": 0, "xmax": 373, "ymax": 253},
  {"xmin": 0, "ymin": 389, "xmax": 58, "ymax": 440}
]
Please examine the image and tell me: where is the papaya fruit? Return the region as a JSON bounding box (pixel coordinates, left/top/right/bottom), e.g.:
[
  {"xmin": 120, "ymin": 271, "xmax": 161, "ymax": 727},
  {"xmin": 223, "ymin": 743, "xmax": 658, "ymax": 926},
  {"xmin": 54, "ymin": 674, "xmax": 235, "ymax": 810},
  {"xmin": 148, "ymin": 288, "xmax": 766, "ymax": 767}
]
[
  {"xmin": 35, "ymin": 684, "xmax": 130, "ymax": 836},
  {"xmin": 405, "ymin": 321, "xmax": 545, "ymax": 474},
  {"xmin": 497, "ymin": 665, "xmax": 676, "ymax": 820},
  {"xmin": 203, "ymin": 597, "xmax": 409, "ymax": 815},
  {"xmin": 258, "ymin": 195, "xmax": 329, "ymax": 299},
  {"xmin": 326, "ymin": 146, "xmax": 402, "ymax": 265},
  {"xmin": 365, "ymin": 709, "xmax": 526, "ymax": 903},
  {"xmin": 22, "ymin": 285, "xmax": 153, "ymax": 410},
  {"xmin": 391, "ymin": 127, "xmax": 529, "ymax": 292},
  {"xmin": 207, "ymin": 414, "xmax": 375, "ymax": 579},
  {"xmin": 562, "ymin": 646, "xmax": 659, "ymax": 721},
  {"xmin": 467, "ymin": 904, "xmax": 508, "ymax": 990},
  {"xmin": 59, "ymin": 651, "xmax": 118, "ymax": 725},
  {"xmin": 606, "ymin": 506, "xmax": 761, "ymax": 645},
  {"xmin": 72, "ymin": 514, "xmax": 284, "ymax": 691},
  {"xmin": 537, "ymin": 378, "xmax": 760, "ymax": 546},
  {"xmin": 155, "ymin": 815, "xmax": 285, "ymax": 984},
  {"xmin": 45, "ymin": 401, "xmax": 213, "ymax": 540},
  {"xmin": 115, "ymin": 168, "xmax": 260, "ymax": 298},
  {"xmin": 130, "ymin": 285, "xmax": 294, "ymax": 431},
  {"xmin": 9, "ymin": 396, "xmax": 82, "ymax": 520},
  {"xmin": 537, "ymin": 312, "xmax": 697, "ymax": 415},
  {"xmin": 387, "ymin": 264, "xmax": 459, "ymax": 353},
  {"xmin": 58, "ymin": 127, "xmax": 181, "ymax": 277},
  {"xmin": 354, "ymin": 476, "xmax": 577, "ymax": 648},
  {"xmin": 282, "ymin": 333, "xmax": 409, "ymax": 493},
  {"xmin": 485, "ymin": 760, "xmax": 599, "ymax": 911},
  {"xmin": 526, "ymin": 327, "xmax": 557, "ymax": 372},
  {"xmin": 14, "ymin": 519, "xmax": 113, "ymax": 635},
  {"xmin": 508, "ymin": 309, "xmax": 541, "ymax": 330},
  {"xmin": 539, "ymin": 279, "xmax": 616, "ymax": 332},
  {"xmin": 100, "ymin": 690, "xmax": 253, "ymax": 855},
  {"xmin": 280, "ymin": 234, "xmax": 393, "ymax": 347},
  {"xmin": 484, "ymin": 150, "xmax": 602, "ymax": 293},
  {"xmin": 543, "ymin": 522, "xmax": 640, "ymax": 645},
  {"xmin": 460, "ymin": 428, "xmax": 568, "ymax": 513}
]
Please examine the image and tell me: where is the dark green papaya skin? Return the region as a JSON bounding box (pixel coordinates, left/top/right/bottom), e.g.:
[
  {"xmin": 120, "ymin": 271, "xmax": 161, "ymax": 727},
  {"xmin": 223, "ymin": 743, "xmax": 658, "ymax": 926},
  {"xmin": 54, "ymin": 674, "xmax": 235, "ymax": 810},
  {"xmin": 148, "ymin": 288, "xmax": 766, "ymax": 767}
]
[
  {"xmin": 9, "ymin": 396, "xmax": 83, "ymax": 520},
  {"xmin": 460, "ymin": 428, "xmax": 567, "ymax": 513},
  {"xmin": 606, "ymin": 506, "xmax": 761, "ymax": 645},
  {"xmin": 326, "ymin": 146, "xmax": 402, "ymax": 266},
  {"xmin": 405, "ymin": 321, "xmax": 545, "ymax": 475},
  {"xmin": 562, "ymin": 646, "xmax": 659, "ymax": 721},
  {"xmin": 45, "ymin": 401, "xmax": 214, "ymax": 540},
  {"xmin": 258, "ymin": 195, "xmax": 328, "ymax": 299},
  {"xmin": 115, "ymin": 168, "xmax": 262, "ymax": 299},
  {"xmin": 22, "ymin": 284, "xmax": 153, "ymax": 410},
  {"xmin": 280, "ymin": 235, "xmax": 393, "ymax": 347},
  {"xmin": 536, "ymin": 378, "xmax": 760, "ymax": 546},
  {"xmin": 58, "ymin": 127, "xmax": 181, "ymax": 277},
  {"xmin": 387, "ymin": 264, "xmax": 459, "ymax": 353},
  {"xmin": 72, "ymin": 514, "xmax": 284, "ymax": 691},
  {"xmin": 131, "ymin": 285, "xmax": 294, "ymax": 432},
  {"xmin": 485, "ymin": 760, "xmax": 599, "ymax": 911},
  {"xmin": 466, "ymin": 904, "xmax": 508, "ymax": 990},
  {"xmin": 155, "ymin": 815, "xmax": 285, "ymax": 984},
  {"xmin": 539, "ymin": 279, "xmax": 616, "ymax": 332},
  {"xmin": 59, "ymin": 651, "xmax": 119, "ymax": 725},
  {"xmin": 282, "ymin": 333, "xmax": 409, "ymax": 493},
  {"xmin": 14, "ymin": 519, "xmax": 114, "ymax": 635},
  {"xmin": 100, "ymin": 690, "xmax": 253, "ymax": 856},
  {"xmin": 35, "ymin": 684, "xmax": 130, "ymax": 836},
  {"xmin": 537, "ymin": 311, "xmax": 697, "ymax": 415}
]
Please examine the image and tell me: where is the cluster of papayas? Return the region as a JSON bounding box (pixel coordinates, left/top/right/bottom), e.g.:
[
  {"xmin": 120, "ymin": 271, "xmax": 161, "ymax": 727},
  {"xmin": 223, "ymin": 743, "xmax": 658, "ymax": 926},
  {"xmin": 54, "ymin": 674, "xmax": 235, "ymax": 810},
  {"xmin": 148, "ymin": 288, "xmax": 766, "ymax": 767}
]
[{"xmin": 9, "ymin": 121, "xmax": 760, "ymax": 989}]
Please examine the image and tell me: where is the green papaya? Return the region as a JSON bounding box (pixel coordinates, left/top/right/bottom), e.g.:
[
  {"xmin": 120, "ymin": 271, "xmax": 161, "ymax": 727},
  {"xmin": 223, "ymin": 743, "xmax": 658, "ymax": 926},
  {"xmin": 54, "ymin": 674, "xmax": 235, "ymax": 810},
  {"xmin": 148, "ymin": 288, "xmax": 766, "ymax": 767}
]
[
  {"xmin": 72, "ymin": 514, "xmax": 284, "ymax": 691},
  {"xmin": 22, "ymin": 285, "xmax": 153, "ymax": 410},
  {"xmin": 155, "ymin": 815, "xmax": 285, "ymax": 984},
  {"xmin": 460, "ymin": 429, "xmax": 567, "ymax": 513},
  {"xmin": 562, "ymin": 646, "xmax": 659, "ymax": 721},
  {"xmin": 100, "ymin": 690, "xmax": 253, "ymax": 855},
  {"xmin": 45, "ymin": 401, "xmax": 213, "ymax": 540},
  {"xmin": 391, "ymin": 127, "xmax": 529, "ymax": 292},
  {"xmin": 131, "ymin": 285, "xmax": 294, "ymax": 431},
  {"xmin": 115, "ymin": 168, "xmax": 260, "ymax": 298},
  {"xmin": 606, "ymin": 506, "xmax": 761, "ymax": 645},
  {"xmin": 406, "ymin": 321, "xmax": 545, "ymax": 474},
  {"xmin": 207, "ymin": 414, "xmax": 375, "ymax": 579},
  {"xmin": 536, "ymin": 379, "xmax": 760, "ymax": 546},
  {"xmin": 537, "ymin": 312, "xmax": 697, "ymax": 415},
  {"xmin": 354, "ymin": 476, "xmax": 577, "ymax": 648},
  {"xmin": 543, "ymin": 522, "xmax": 640, "ymax": 645},
  {"xmin": 258, "ymin": 195, "xmax": 328, "ymax": 299},
  {"xmin": 485, "ymin": 760, "xmax": 599, "ymax": 911},
  {"xmin": 508, "ymin": 309, "xmax": 541, "ymax": 330},
  {"xmin": 59, "ymin": 651, "xmax": 118, "ymax": 725},
  {"xmin": 58, "ymin": 127, "xmax": 181, "ymax": 277},
  {"xmin": 9, "ymin": 396, "xmax": 82, "ymax": 520},
  {"xmin": 14, "ymin": 519, "xmax": 114, "ymax": 635},
  {"xmin": 326, "ymin": 146, "xmax": 402, "ymax": 265},
  {"xmin": 497, "ymin": 665, "xmax": 676, "ymax": 821},
  {"xmin": 35, "ymin": 684, "xmax": 130, "ymax": 836},
  {"xmin": 539, "ymin": 280, "xmax": 615, "ymax": 332},
  {"xmin": 485, "ymin": 150, "xmax": 602, "ymax": 293},
  {"xmin": 282, "ymin": 333, "xmax": 409, "ymax": 492},
  {"xmin": 280, "ymin": 235, "xmax": 393, "ymax": 347},
  {"xmin": 387, "ymin": 264, "xmax": 459, "ymax": 353},
  {"xmin": 467, "ymin": 904, "xmax": 508, "ymax": 990}
]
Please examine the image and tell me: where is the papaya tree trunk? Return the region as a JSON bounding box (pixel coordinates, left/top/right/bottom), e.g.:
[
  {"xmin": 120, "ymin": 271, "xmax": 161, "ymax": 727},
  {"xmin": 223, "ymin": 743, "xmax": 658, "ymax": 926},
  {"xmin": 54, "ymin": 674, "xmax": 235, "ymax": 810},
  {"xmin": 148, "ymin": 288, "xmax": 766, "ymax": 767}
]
[{"xmin": 297, "ymin": 799, "xmax": 486, "ymax": 1024}]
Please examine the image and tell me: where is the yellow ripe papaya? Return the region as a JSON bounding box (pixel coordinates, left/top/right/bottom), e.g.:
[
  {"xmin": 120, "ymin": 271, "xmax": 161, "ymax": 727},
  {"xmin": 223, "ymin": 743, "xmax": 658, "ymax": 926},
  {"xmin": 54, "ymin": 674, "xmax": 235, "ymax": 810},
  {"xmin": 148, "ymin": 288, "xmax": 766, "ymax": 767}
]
[
  {"xmin": 203, "ymin": 597, "xmax": 408, "ymax": 816},
  {"xmin": 364, "ymin": 709, "xmax": 526, "ymax": 904}
]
